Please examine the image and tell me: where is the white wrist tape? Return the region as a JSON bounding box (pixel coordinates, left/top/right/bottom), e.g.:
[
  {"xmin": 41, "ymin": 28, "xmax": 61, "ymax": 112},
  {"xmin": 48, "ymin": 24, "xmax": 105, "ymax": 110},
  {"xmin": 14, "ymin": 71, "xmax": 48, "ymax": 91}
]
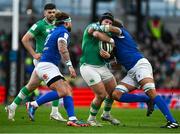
[
  {"xmin": 109, "ymin": 38, "xmax": 114, "ymax": 44},
  {"xmin": 65, "ymin": 60, "xmax": 72, "ymax": 67}
]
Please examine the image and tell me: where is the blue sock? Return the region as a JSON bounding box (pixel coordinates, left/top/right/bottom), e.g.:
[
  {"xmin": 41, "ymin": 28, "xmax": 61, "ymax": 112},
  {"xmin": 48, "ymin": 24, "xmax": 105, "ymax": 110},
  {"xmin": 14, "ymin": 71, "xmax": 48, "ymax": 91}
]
[
  {"xmin": 119, "ymin": 93, "xmax": 150, "ymax": 102},
  {"xmin": 36, "ymin": 91, "xmax": 60, "ymax": 106},
  {"xmin": 63, "ymin": 96, "xmax": 75, "ymax": 118},
  {"xmin": 154, "ymin": 95, "xmax": 176, "ymax": 122}
]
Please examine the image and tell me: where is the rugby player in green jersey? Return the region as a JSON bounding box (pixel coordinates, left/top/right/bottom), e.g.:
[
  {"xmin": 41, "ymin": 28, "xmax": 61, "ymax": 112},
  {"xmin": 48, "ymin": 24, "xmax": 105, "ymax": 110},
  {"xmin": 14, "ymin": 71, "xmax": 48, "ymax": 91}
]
[
  {"xmin": 5, "ymin": 3, "xmax": 66, "ymax": 122},
  {"xmin": 80, "ymin": 12, "xmax": 120, "ymax": 126}
]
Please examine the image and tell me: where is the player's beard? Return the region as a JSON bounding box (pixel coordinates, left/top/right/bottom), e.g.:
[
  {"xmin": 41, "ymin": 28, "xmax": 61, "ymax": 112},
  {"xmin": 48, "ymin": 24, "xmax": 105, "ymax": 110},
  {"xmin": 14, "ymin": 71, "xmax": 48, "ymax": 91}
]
[
  {"xmin": 47, "ymin": 16, "xmax": 55, "ymax": 23},
  {"xmin": 67, "ymin": 27, "xmax": 71, "ymax": 32}
]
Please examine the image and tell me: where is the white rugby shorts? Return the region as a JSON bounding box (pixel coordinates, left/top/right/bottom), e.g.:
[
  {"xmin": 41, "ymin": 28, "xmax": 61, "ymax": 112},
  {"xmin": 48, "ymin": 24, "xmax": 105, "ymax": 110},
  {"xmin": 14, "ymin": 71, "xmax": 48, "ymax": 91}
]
[
  {"xmin": 80, "ymin": 64, "xmax": 114, "ymax": 86},
  {"xmin": 33, "ymin": 59, "xmax": 39, "ymax": 67},
  {"xmin": 35, "ymin": 62, "xmax": 64, "ymax": 86},
  {"xmin": 121, "ymin": 58, "xmax": 153, "ymax": 88}
]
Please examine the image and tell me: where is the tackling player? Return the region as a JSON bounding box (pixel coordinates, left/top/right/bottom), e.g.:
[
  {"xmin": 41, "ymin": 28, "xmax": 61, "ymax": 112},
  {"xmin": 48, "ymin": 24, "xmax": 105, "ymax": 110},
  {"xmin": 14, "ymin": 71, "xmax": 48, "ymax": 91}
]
[
  {"xmin": 93, "ymin": 19, "xmax": 179, "ymax": 128},
  {"xmin": 5, "ymin": 3, "xmax": 66, "ymax": 122}
]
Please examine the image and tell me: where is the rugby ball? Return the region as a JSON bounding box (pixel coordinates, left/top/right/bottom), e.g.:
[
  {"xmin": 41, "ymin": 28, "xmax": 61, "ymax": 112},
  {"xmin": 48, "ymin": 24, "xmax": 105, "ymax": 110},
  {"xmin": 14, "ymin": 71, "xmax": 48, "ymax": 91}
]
[{"xmin": 99, "ymin": 41, "xmax": 113, "ymax": 53}]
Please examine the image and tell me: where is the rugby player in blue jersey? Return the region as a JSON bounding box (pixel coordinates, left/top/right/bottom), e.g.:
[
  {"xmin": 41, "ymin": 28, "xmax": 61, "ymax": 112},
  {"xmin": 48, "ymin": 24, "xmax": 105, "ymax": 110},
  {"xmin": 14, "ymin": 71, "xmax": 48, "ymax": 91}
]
[
  {"xmin": 26, "ymin": 11, "xmax": 89, "ymax": 127},
  {"xmin": 92, "ymin": 19, "xmax": 179, "ymax": 128}
]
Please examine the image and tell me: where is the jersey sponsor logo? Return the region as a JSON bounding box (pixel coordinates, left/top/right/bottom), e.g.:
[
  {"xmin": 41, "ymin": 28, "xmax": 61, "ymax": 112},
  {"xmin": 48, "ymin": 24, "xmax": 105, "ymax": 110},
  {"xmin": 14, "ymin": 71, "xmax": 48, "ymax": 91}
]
[{"xmin": 31, "ymin": 24, "xmax": 37, "ymax": 31}]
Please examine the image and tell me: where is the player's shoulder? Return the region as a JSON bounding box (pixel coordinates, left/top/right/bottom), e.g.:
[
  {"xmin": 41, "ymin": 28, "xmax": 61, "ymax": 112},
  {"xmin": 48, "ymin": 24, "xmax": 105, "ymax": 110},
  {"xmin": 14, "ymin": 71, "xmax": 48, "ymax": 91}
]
[
  {"xmin": 84, "ymin": 22, "xmax": 99, "ymax": 34},
  {"xmin": 29, "ymin": 19, "xmax": 44, "ymax": 29},
  {"xmin": 28, "ymin": 19, "xmax": 45, "ymax": 32},
  {"xmin": 35, "ymin": 19, "xmax": 47, "ymax": 26},
  {"xmin": 87, "ymin": 22, "xmax": 99, "ymax": 28},
  {"xmin": 54, "ymin": 26, "xmax": 69, "ymax": 37}
]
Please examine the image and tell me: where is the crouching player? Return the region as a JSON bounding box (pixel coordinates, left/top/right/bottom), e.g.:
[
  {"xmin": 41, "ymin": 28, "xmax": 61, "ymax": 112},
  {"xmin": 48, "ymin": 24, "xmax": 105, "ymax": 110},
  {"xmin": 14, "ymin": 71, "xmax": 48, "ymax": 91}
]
[{"xmin": 26, "ymin": 11, "xmax": 89, "ymax": 127}]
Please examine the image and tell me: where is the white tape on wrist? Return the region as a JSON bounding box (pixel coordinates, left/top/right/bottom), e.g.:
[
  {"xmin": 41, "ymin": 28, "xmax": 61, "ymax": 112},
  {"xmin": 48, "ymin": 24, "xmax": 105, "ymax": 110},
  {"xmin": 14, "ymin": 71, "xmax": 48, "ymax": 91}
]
[
  {"xmin": 66, "ymin": 60, "xmax": 73, "ymax": 67},
  {"xmin": 109, "ymin": 38, "xmax": 114, "ymax": 44}
]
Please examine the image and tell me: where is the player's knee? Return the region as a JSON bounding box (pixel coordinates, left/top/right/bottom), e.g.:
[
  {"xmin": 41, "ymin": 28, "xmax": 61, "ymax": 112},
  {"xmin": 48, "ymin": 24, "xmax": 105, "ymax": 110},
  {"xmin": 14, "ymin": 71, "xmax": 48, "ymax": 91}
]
[
  {"xmin": 26, "ymin": 83, "xmax": 38, "ymax": 92},
  {"xmin": 66, "ymin": 86, "xmax": 73, "ymax": 96},
  {"xmin": 112, "ymin": 90, "xmax": 118, "ymax": 100},
  {"xmin": 97, "ymin": 92, "xmax": 106, "ymax": 101},
  {"xmin": 142, "ymin": 83, "xmax": 155, "ymax": 93},
  {"xmin": 112, "ymin": 90, "xmax": 123, "ymax": 100},
  {"xmin": 58, "ymin": 88, "xmax": 68, "ymax": 97},
  {"xmin": 112, "ymin": 85, "xmax": 128, "ymax": 100}
]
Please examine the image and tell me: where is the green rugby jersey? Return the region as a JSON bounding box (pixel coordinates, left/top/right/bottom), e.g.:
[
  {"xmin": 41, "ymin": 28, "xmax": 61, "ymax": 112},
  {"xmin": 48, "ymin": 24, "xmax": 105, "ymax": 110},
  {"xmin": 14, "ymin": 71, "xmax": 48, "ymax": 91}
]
[
  {"xmin": 28, "ymin": 18, "xmax": 55, "ymax": 53},
  {"xmin": 80, "ymin": 23, "xmax": 106, "ymax": 66}
]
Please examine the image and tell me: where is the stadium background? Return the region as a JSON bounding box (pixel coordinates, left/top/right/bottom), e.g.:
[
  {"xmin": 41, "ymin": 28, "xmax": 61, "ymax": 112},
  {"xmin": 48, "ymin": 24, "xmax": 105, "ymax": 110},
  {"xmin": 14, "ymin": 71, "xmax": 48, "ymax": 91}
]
[{"xmin": 0, "ymin": 0, "xmax": 179, "ymax": 109}]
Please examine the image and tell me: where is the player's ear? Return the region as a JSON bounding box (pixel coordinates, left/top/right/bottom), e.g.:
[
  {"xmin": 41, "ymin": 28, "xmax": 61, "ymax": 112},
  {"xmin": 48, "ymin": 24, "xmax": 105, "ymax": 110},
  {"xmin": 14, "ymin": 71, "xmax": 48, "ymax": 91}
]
[
  {"xmin": 64, "ymin": 22, "xmax": 68, "ymax": 27},
  {"xmin": 43, "ymin": 10, "xmax": 47, "ymax": 17}
]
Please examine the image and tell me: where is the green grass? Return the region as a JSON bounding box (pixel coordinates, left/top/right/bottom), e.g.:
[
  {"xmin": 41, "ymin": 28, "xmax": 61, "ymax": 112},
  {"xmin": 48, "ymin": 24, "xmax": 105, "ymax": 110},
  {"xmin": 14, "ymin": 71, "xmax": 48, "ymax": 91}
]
[{"xmin": 0, "ymin": 105, "xmax": 179, "ymax": 133}]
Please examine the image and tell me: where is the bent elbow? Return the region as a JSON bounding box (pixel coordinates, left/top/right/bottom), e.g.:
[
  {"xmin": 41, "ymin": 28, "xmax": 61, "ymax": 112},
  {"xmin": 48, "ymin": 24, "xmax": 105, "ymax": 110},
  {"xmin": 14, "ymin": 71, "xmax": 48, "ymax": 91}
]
[{"xmin": 92, "ymin": 31, "xmax": 100, "ymax": 38}]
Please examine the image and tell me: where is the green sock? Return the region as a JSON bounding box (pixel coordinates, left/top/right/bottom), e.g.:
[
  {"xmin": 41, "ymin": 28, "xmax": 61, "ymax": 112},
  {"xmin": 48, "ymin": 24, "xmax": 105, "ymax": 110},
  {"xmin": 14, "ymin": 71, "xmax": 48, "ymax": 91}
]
[
  {"xmin": 52, "ymin": 100, "xmax": 59, "ymax": 107},
  {"xmin": 90, "ymin": 102, "xmax": 101, "ymax": 116},
  {"xmin": 14, "ymin": 86, "xmax": 30, "ymax": 105},
  {"xmin": 103, "ymin": 98, "xmax": 114, "ymax": 114}
]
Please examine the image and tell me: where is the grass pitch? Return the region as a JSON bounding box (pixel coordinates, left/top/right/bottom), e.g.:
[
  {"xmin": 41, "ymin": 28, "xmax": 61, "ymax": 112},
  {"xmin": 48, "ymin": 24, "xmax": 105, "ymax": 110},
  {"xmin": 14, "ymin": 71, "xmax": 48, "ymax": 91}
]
[{"xmin": 0, "ymin": 105, "xmax": 179, "ymax": 133}]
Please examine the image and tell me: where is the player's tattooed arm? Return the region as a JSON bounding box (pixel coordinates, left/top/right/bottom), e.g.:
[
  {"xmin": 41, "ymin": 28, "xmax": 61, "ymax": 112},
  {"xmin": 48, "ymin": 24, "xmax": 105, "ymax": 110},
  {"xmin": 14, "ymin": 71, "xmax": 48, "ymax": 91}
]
[
  {"xmin": 58, "ymin": 39, "xmax": 71, "ymax": 64},
  {"xmin": 58, "ymin": 39, "xmax": 77, "ymax": 78}
]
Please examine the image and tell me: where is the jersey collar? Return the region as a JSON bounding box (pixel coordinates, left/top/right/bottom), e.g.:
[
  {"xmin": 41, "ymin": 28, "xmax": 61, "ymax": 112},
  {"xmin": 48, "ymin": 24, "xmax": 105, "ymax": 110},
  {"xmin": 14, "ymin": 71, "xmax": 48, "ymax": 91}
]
[{"xmin": 44, "ymin": 18, "xmax": 54, "ymax": 25}]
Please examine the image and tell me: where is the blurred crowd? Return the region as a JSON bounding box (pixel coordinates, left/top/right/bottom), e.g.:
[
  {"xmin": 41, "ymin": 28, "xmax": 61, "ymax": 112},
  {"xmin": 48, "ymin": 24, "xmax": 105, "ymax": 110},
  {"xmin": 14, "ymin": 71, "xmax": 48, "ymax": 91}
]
[
  {"xmin": 0, "ymin": 30, "xmax": 10, "ymax": 86},
  {"xmin": 0, "ymin": 17, "xmax": 180, "ymax": 89}
]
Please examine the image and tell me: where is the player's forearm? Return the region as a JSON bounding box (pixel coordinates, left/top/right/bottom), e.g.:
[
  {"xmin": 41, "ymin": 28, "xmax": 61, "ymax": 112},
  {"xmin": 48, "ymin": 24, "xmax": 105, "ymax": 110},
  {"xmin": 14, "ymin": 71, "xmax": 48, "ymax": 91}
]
[
  {"xmin": 91, "ymin": 24, "xmax": 122, "ymax": 35},
  {"xmin": 109, "ymin": 25, "xmax": 122, "ymax": 35},
  {"xmin": 58, "ymin": 40, "xmax": 72, "ymax": 66},
  {"xmin": 21, "ymin": 39, "xmax": 36, "ymax": 57},
  {"xmin": 93, "ymin": 31, "xmax": 114, "ymax": 44}
]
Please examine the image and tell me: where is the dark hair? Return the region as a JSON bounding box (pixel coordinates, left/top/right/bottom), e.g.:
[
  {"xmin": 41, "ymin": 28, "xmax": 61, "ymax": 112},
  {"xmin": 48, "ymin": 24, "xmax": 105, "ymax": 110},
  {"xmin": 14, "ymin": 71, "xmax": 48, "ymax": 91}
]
[
  {"xmin": 113, "ymin": 19, "xmax": 124, "ymax": 28},
  {"xmin": 99, "ymin": 12, "xmax": 114, "ymax": 24},
  {"xmin": 55, "ymin": 11, "xmax": 70, "ymax": 26},
  {"xmin": 44, "ymin": 3, "xmax": 56, "ymax": 10}
]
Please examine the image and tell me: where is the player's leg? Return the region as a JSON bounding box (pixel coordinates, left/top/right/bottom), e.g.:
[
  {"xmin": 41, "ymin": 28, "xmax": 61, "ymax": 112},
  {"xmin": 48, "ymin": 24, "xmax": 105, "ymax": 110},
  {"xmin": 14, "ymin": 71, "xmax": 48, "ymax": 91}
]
[
  {"xmin": 27, "ymin": 79, "xmax": 88, "ymax": 126},
  {"xmin": 5, "ymin": 69, "xmax": 41, "ymax": 121},
  {"xmin": 140, "ymin": 78, "xmax": 179, "ymax": 128},
  {"xmin": 101, "ymin": 75, "xmax": 120, "ymax": 125},
  {"xmin": 80, "ymin": 64, "xmax": 106, "ymax": 126},
  {"xmin": 88, "ymin": 82, "xmax": 107, "ymax": 126},
  {"xmin": 27, "ymin": 62, "xmax": 88, "ymax": 126},
  {"xmin": 32, "ymin": 60, "xmax": 65, "ymax": 121},
  {"xmin": 26, "ymin": 62, "xmax": 66, "ymax": 121},
  {"xmin": 111, "ymin": 75, "xmax": 153, "ymax": 116},
  {"xmin": 27, "ymin": 79, "xmax": 68, "ymax": 121},
  {"xmin": 59, "ymin": 81, "xmax": 88, "ymax": 127},
  {"xmin": 137, "ymin": 58, "xmax": 179, "ymax": 128},
  {"xmin": 50, "ymin": 99, "xmax": 67, "ymax": 122}
]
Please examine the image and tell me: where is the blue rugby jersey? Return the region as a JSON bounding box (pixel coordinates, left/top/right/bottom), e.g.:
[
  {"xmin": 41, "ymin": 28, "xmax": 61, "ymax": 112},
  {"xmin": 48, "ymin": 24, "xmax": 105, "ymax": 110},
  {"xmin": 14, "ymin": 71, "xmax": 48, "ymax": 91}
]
[
  {"xmin": 113, "ymin": 28, "xmax": 143, "ymax": 70},
  {"xmin": 40, "ymin": 25, "xmax": 70, "ymax": 66}
]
